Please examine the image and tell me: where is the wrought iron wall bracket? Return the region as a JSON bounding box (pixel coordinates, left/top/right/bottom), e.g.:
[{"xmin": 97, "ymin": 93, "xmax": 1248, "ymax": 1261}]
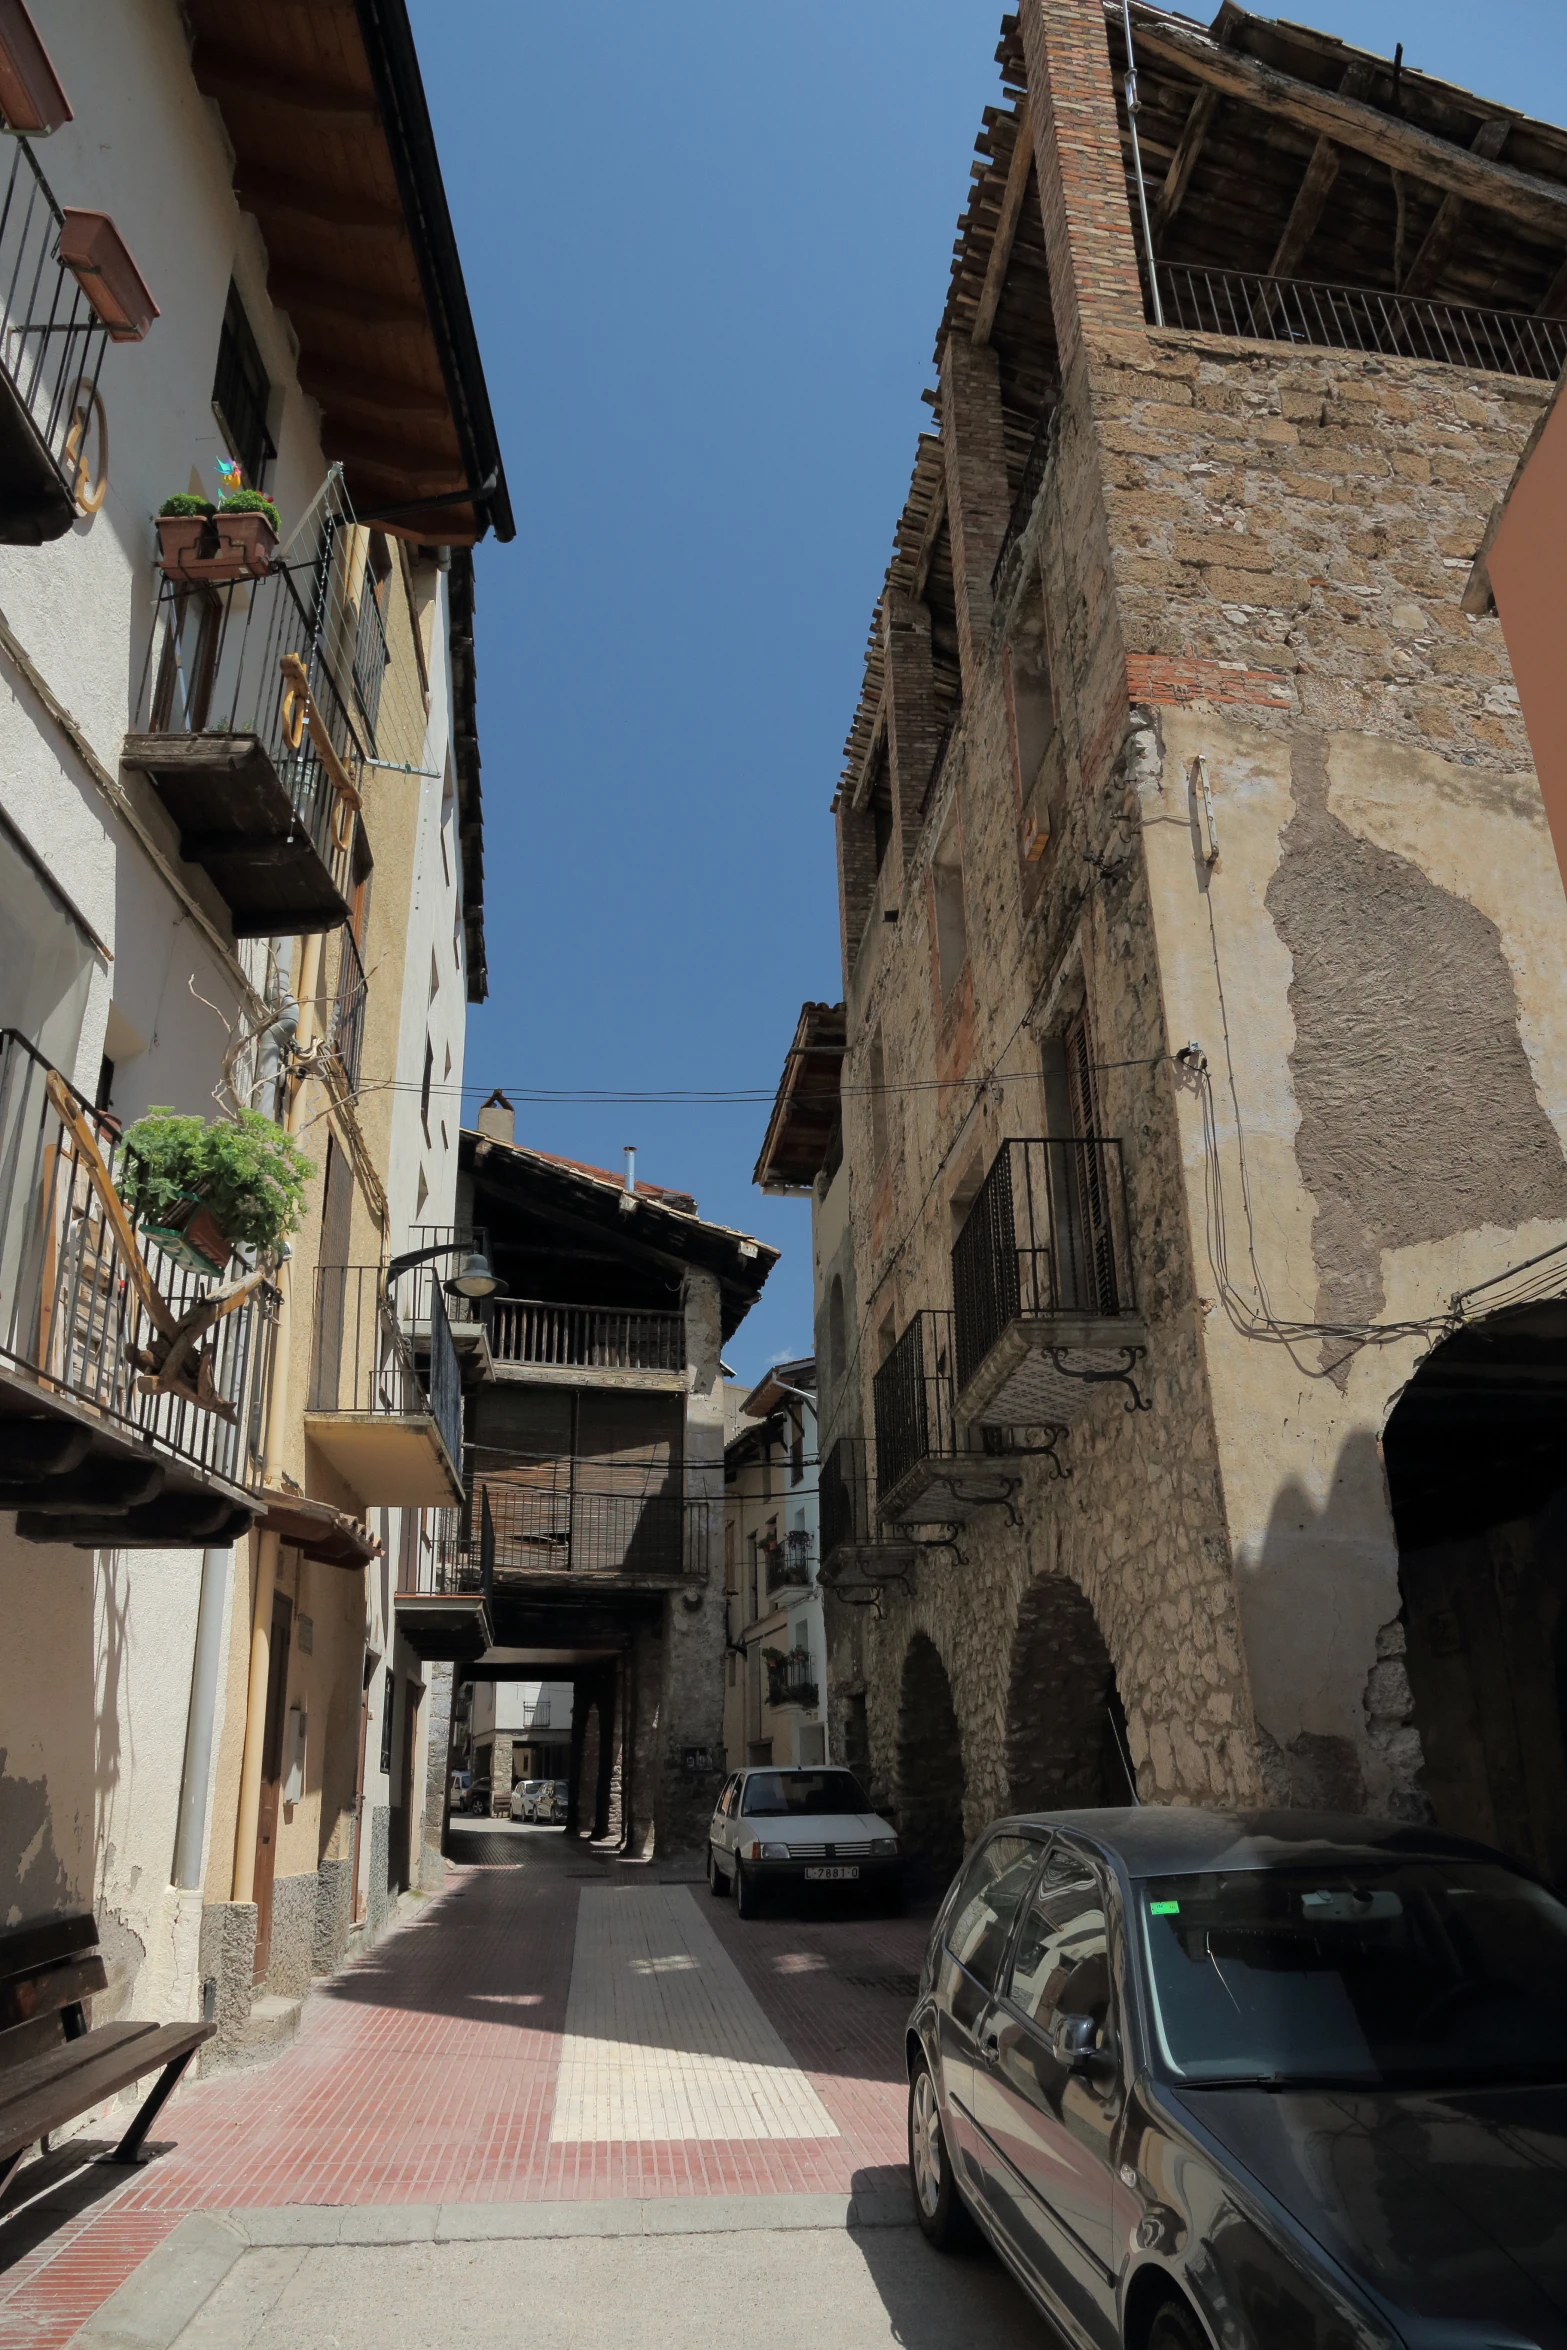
[
  {"xmin": 945, "ymin": 1471, "xmax": 1024, "ymax": 1525},
  {"xmin": 1044, "ymin": 1345, "xmax": 1152, "ymax": 1414}
]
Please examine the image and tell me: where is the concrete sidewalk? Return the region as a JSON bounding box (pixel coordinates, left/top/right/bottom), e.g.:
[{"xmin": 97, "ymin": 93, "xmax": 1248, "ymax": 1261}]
[{"xmin": 71, "ymin": 2197, "xmax": 1042, "ymax": 2350}]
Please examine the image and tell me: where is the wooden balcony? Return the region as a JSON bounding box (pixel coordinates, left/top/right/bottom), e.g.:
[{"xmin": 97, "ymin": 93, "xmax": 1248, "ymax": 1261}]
[{"xmin": 488, "ymin": 1298, "xmax": 687, "ymax": 1392}]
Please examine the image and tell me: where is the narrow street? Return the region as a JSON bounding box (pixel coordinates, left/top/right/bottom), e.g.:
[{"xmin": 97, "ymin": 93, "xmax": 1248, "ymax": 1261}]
[{"xmin": 0, "ymin": 1833, "xmax": 1038, "ymax": 2347}]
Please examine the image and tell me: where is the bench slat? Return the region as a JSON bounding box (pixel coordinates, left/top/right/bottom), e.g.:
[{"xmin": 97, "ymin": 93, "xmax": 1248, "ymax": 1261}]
[
  {"xmin": 0, "ymin": 2020, "xmax": 156, "ymax": 2112},
  {"xmin": 0, "ymin": 1953, "xmax": 108, "ymax": 2035},
  {"xmin": 0, "ymin": 1915, "xmax": 97, "ymax": 1986},
  {"xmin": 0, "ymin": 2018, "xmax": 213, "ymax": 2164}
]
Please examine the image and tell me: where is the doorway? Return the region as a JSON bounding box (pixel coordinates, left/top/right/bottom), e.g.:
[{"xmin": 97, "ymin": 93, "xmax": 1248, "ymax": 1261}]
[{"xmin": 253, "ymin": 1590, "xmax": 293, "ymax": 1982}]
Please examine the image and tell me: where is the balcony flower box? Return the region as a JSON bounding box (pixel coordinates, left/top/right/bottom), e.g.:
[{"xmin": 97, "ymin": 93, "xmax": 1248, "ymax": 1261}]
[
  {"xmin": 156, "ymin": 498, "xmax": 277, "ymax": 584},
  {"xmin": 120, "ymin": 1106, "xmax": 313, "ymax": 1282},
  {"xmin": 139, "ymin": 1193, "xmax": 232, "ymax": 1278},
  {"xmin": 57, "ymin": 208, "xmax": 157, "ymax": 341},
  {"xmin": 0, "ymin": 0, "xmax": 72, "ymax": 134}
]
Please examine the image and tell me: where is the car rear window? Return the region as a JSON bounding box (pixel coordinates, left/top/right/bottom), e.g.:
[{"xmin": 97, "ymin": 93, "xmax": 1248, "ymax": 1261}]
[{"xmin": 742, "ymin": 1770, "xmax": 871, "ymax": 1817}]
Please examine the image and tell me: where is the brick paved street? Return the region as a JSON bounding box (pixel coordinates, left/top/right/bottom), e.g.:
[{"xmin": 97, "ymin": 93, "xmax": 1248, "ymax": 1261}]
[{"xmin": 0, "ymin": 1830, "xmax": 1034, "ymax": 2347}]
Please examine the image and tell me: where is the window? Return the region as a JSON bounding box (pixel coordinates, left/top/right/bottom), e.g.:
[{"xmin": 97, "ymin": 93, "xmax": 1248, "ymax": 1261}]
[
  {"xmin": 1007, "ymin": 1846, "xmax": 1111, "ymax": 2042},
  {"xmin": 212, "ymin": 284, "xmax": 275, "ymax": 492},
  {"xmin": 945, "ymin": 1833, "xmax": 1041, "ymax": 1991},
  {"xmin": 931, "ymin": 808, "xmax": 967, "ymax": 1002},
  {"xmin": 421, "ymin": 1034, "xmax": 434, "ymax": 1142},
  {"xmin": 1005, "ymin": 587, "xmax": 1058, "ymax": 861}
]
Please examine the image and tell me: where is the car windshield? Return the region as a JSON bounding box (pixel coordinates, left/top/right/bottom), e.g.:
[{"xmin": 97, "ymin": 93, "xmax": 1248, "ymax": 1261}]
[
  {"xmin": 1140, "ymin": 1860, "xmax": 1567, "ymax": 2087},
  {"xmin": 742, "ymin": 1770, "xmax": 870, "ymax": 1818}
]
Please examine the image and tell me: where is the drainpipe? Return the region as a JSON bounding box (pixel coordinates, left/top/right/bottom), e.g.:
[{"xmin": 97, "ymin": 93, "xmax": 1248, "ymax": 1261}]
[
  {"xmin": 623, "ymin": 1145, "xmax": 635, "ymax": 1195},
  {"xmin": 232, "ymin": 927, "xmax": 326, "ymax": 1906},
  {"xmin": 172, "ymin": 1540, "xmax": 233, "ymax": 1889}
]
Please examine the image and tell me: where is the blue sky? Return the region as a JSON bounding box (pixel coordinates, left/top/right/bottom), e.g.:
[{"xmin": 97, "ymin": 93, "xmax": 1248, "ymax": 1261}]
[{"xmin": 408, "ymin": 1, "xmax": 1567, "ymax": 1386}]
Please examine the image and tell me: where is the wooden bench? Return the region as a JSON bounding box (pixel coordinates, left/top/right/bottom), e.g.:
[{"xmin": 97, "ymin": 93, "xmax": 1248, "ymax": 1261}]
[{"xmin": 0, "ymin": 1912, "xmax": 214, "ymax": 2204}]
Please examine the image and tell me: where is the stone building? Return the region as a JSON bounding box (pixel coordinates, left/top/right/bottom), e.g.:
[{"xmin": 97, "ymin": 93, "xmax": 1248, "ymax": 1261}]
[
  {"xmin": 769, "ymin": 0, "xmax": 1567, "ymax": 1889},
  {"xmin": 395, "ymin": 1097, "xmax": 777, "ymax": 1861},
  {"xmin": 723, "ymin": 1359, "xmax": 830, "ymax": 1771}
]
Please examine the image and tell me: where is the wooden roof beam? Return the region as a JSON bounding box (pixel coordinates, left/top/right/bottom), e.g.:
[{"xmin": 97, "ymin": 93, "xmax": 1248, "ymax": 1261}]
[
  {"xmin": 268, "ymin": 267, "xmax": 425, "ymax": 328},
  {"xmin": 1128, "ymin": 10, "xmax": 1567, "ymax": 236},
  {"xmin": 1265, "ymin": 63, "xmax": 1373, "ymax": 282},
  {"xmin": 1400, "ymin": 118, "xmax": 1513, "ymax": 297},
  {"xmin": 1150, "ymin": 0, "xmax": 1241, "ymax": 247},
  {"xmin": 235, "ymin": 169, "xmax": 403, "ymax": 235},
  {"xmin": 194, "ymin": 53, "xmax": 378, "ymax": 128},
  {"xmin": 1537, "ymin": 252, "xmax": 1567, "ymax": 319},
  {"xmin": 971, "ymin": 104, "xmax": 1033, "ymax": 347},
  {"xmin": 298, "ymin": 360, "xmax": 449, "ymax": 423}
]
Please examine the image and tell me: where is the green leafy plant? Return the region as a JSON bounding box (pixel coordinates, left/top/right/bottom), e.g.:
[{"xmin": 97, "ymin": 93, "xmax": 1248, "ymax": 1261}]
[
  {"xmin": 158, "ymin": 492, "xmax": 214, "ymax": 518},
  {"xmin": 218, "ymin": 487, "xmax": 281, "ymax": 534},
  {"xmin": 120, "ymin": 1107, "xmax": 313, "ymax": 1258}
]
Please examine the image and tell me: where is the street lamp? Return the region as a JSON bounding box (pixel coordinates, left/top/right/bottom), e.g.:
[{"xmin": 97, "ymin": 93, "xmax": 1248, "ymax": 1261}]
[{"xmin": 384, "ymin": 1239, "xmax": 507, "ymax": 1304}]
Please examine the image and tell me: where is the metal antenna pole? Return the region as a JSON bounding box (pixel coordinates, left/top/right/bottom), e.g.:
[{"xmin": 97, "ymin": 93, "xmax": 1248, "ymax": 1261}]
[{"xmin": 1121, "ymin": 0, "xmax": 1164, "ymax": 326}]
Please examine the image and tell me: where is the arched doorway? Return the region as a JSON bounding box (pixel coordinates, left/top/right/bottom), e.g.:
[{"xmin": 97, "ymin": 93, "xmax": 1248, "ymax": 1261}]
[
  {"xmin": 1005, "ymin": 1575, "xmax": 1135, "ymax": 1812},
  {"xmin": 896, "ymin": 1633, "xmax": 966, "ymax": 1891},
  {"xmin": 1384, "ymin": 1301, "xmax": 1567, "ymax": 1886}
]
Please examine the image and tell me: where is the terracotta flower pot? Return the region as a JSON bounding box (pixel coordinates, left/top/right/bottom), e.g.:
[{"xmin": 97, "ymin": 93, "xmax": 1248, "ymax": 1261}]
[
  {"xmin": 58, "ymin": 207, "xmax": 159, "ymax": 341},
  {"xmin": 156, "ymin": 509, "xmax": 277, "ymax": 584},
  {"xmin": 140, "ymin": 1194, "xmax": 232, "ymax": 1278}
]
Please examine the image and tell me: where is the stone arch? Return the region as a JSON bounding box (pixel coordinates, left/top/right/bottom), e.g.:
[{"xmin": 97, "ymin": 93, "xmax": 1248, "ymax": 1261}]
[
  {"xmin": 896, "ymin": 1632, "xmax": 966, "ymax": 1890},
  {"xmin": 1383, "ymin": 1300, "xmax": 1567, "ymax": 1885},
  {"xmin": 1004, "ymin": 1574, "xmax": 1136, "ymax": 1813}
]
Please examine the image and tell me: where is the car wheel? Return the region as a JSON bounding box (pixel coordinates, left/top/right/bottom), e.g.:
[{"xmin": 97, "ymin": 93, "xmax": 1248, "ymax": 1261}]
[
  {"xmin": 1147, "ymin": 2301, "xmax": 1208, "ymax": 2350},
  {"xmin": 733, "ymin": 1860, "xmax": 761, "ymax": 1919},
  {"xmin": 908, "ymin": 2053, "xmax": 976, "ymax": 2250},
  {"xmin": 706, "ymin": 1845, "xmax": 729, "ymax": 1898}
]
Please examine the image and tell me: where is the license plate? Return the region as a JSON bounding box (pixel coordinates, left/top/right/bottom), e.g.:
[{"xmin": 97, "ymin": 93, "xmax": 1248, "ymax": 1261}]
[{"xmin": 804, "ymin": 1865, "xmax": 859, "ymax": 1881}]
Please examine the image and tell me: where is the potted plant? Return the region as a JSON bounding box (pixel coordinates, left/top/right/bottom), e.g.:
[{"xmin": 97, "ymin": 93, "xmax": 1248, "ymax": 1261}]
[
  {"xmin": 119, "ymin": 1106, "xmax": 313, "ymax": 1276},
  {"xmin": 156, "ymin": 488, "xmax": 280, "ymax": 583}
]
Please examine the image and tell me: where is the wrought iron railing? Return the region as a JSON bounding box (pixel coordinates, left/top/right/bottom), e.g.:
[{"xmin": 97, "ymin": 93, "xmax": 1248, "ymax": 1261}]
[
  {"xmin": 874, "ymin": 1309, "xmax": 963, "ymax": 1501},
  {"xmin": 400, "ymin": 1226, "xmax": 494, "ymax": 1335},
  {"xmin": 0, "ymin": 139, "xmax": 109, "ymax": 521},
  {"xmin": 309, "ymin": 1262, "xmax": 461, "ymax": 1478},
  {"xmin": 819, "ymin": 1435, "xmax": 879, "ymax": 1567},
  {"xmin": 488, "ymin": 1297, "xmax": 685, "ymax": 1374},
  {"xmin": 951, "ymin": 1137, "xmax": 1136, "ymax": 1394},
  {"xmin": 764, "ymin": 1526, "xmax": 813, "ymax": 1593},
  {"xmin": 1148, "ymin": 263, "xmax": 1567, "ymax": 383},
  {"xmin": 328, "ymin": 925, "xmax": 367, "ymax": 1095},
  {"xmin": 134, "ymin": 550, "xmax": 362, "ymax": 906},
  {"xmin": 767, "ymin": 1648, "xmax": 819, "ymax": 1710},
  {"xmin": 0, "ymin": 1029, "xmax": 276, "ymax": 1491}
]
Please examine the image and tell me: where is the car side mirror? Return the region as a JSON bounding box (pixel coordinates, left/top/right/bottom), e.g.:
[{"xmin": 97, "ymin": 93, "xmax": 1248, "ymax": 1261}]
[{"xmin": 1050, "ymin": 2012, "xmax": 1098, "ymax": 2068}]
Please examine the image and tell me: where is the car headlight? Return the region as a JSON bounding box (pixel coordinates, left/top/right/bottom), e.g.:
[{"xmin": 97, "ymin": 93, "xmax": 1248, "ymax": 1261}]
[
  {"xmin": 756, "ymin": 1840, "xmax": 791, "ymax": 1860},
  {"xmin": 873, "ymin": 1837, "xmax": 899, "ymax": 1857}
]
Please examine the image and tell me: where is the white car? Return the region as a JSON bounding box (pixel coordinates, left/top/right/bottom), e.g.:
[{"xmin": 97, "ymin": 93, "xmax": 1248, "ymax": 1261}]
[
  {"xmin": 509, "ymin": 1779, "xmax": 545, "ymax": 1821},
  {"xmin": 707, "ymin": 1766, "xmax": 902, "ymax": 1918}
]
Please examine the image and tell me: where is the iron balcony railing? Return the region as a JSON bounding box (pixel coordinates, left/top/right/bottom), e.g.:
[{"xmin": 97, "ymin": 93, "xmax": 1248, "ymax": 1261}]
[
  {"xmin": 456, "ymin": 1465, "xmax": 718, "ymax": 1582},
  {"xmin": 767, "ymin": 1648, "xmax": 819, "ymax": 1711},
  {"xmin": 328, "ymin": 925, "xmax": 367, "ymax": 1096},
  {"xmin": 0, "ymin": 1029, "xmax": 276, "ymax": 1492},
  {"xmin": 819, "ymin": 1434, "xmax": 878, "ymax": 1568},
  {"xmin": 764, "ymin": 1527, "xmax": 813, "ymax": 1594},
  {"xmin": 874, "ymin": 1308, "xmax": 966, "ymax": 1502},
  {"xmin": 400, "ymin": 1226, "xmax": 494, "ymax": 1336},
  {"xmin": 1148, "ymin": 263, "xmax": 1567, "ymax": 383},
  {"xmin": 0, "ymin": 139, "xmax": 110, "ymax": 527},
  {"xmin": 135, "ymin": 550, "xmax": 363, "ymax": 916},
  {"xmin": 951, "ymin": 1137, "xmax": 1136, "ymax": 1395},
  {"xmin": 309, "ymin": 1263, "xmax": 462, "ymax": 1479},
  {"xmin": 489, "ymin": 1297, "xmax": 685, "ymax": 1375}
]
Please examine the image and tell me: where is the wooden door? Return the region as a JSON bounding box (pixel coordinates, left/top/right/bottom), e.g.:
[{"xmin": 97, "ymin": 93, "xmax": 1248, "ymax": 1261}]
[{"xmin": 252, "ymin": 1591, "xmax": 293, "ymax": 1983}]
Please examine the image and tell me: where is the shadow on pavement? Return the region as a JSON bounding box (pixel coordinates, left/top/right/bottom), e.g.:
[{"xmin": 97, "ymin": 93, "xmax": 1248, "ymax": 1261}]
[
  {"xmin": 847, "ymin": 2167, "xmax": 1044, "ymax": 2347},
  {"xmin": 0, "ymin": 2137, "xmax": 161, "ymax": 2274}
]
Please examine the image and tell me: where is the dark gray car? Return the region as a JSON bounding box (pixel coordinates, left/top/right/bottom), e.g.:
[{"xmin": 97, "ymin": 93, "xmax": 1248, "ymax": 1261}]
[{"xmin": 906, "ymin": 1808, "xmax": 1567, "ymax": 2350}]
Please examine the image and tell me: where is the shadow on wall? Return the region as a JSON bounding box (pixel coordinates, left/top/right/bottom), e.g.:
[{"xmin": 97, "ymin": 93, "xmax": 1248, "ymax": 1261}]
[
  {"xmin": 896, "ymin": 1634, "xmax": 966, "ymax": 1897},
  {"xmin": 0, "ymin": 1539, "xmax": 101, "ymax": 1930},
  {"xmin": 1004, "ymin": 1572, "xmax": 1134, "ymax": 1814},
  {"xmin": 1239, "ymin": 1427, "xmax": 1418, "ymax": 1817}
]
